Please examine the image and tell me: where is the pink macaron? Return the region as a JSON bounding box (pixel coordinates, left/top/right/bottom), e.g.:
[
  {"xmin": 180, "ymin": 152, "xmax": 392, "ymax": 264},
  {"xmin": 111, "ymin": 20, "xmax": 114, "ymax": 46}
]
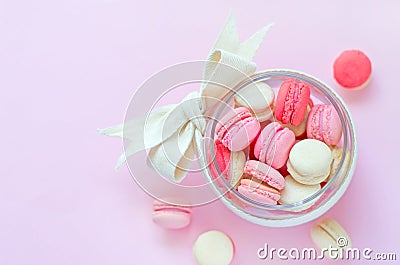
[
  {"xmin": 238, "ymin": 179, "xmax": 280, "ymax": 205},
  {"xmin": 237, "ymin": 160, "xmax": 285, "ymax": 205},
  {"xmin": 215, "ymin": 107, "xmax": 261, "ymax": 151},
  {"xmin": 254, "ymin": 122, "xmax": 296, "ymax": 169},
  {"xmin": 274, "ymin": 79, "xmax": 311, "ymax": 126},
  {"xmin": 333, "ymin": 49, "xmax": 372, "ymax": 90},
  {"xmin": 152, "ymin": 200, "xmax": 191, "ymax": 229},
  {"xmin": 306, "ymin": 104, "xmax": 342, "ymax": 146}
]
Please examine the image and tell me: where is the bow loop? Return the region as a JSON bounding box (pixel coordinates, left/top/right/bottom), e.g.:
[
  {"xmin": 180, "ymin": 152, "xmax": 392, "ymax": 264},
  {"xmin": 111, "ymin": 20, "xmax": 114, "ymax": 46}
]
[
  {"xmin": 100, "ymin": 14, "xmax": 273, "ymax": 182},
  {"xmin": 179, "ymin": 91, "xmax": 206, "ymax": 134}
]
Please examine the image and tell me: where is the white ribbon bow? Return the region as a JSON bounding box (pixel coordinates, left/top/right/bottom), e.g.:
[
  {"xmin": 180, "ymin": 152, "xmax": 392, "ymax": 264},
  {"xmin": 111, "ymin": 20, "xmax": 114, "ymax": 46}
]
[{"xmin": 99, "ymin": 14, "xmax": 273, "ymax": 182}]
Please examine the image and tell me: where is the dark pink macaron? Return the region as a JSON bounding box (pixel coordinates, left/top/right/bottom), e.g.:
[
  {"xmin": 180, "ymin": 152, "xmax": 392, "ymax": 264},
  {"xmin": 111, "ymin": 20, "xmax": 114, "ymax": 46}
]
[
  {"xmin": 254, "ymin": 122, "xmax": 296, "ymax": 169},
  {"xmin": 274, "ymin": 79, "xmax": 311, "ymax": 126},
  {"xmin": 333, "ymin": 49, "xmax": 372, "ymax": 90},
  {"xmin": 210, "ymin": 140, "xmax": 231, "ymax": 179}
]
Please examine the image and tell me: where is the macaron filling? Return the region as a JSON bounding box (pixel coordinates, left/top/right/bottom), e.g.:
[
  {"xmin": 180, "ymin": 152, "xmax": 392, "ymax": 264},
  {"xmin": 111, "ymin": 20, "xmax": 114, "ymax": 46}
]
[
  {"xmin": 238, "ymin": 179, "xmax": 280, "ymax": 204},
  {"xmin": 153, "ymin": 207, "xmax": 191, "ymax": 215}
]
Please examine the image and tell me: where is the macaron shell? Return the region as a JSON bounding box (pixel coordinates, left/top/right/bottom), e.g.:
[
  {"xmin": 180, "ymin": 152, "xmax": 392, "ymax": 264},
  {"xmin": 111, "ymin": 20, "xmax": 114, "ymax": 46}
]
[
  {"xmin": 234, "ymin": 82, "xmax": 275, "ymax": 122},
  {"xmin": 349, "ymin": 75, "xmax": 371, "ymax": 90},
  {"xmin": 238, "ymin": 179, "xmax": 279, "ymax": 205},
  {"xmin": 333, "ymin": 49, "xmax": 372, "ymax": 89},
  {"xmin": 254, "ymin": 123, "xmax": 273, "ymax": 161},
  {"xmin": 152, "ymin": 200, "xmax": 191, "ymax": 230},
  {"xmin": 326, "ymin": 147, "xmax": 350, "ymax": 182},
  {"xmin": 282, "ymin": 105, "xmax": 310, "ymax": 137},
  {"xmin": 311, "ymin": 218, "xmax": 352, "ymax": 258},
  {"xmin": 310, "ymin": 226, "xmax": 338, "ymax": 254},
  {"xmin": 254, "ymin": 122, "xmax": 295, "ymax": 169},
  {"xmin": 229, "ymin": 150, "xmax": 246, "ymax": 188},
  {"xmin": 260, "ymin": 125, "xmax": 296, "ymax": 169},
  {"xmin": 152, "ymin": 210, "xmax": 191, "ymax": 229},
  {"xmin": 215, "ymin": 107, "xmax": 248, "ymax": 144},
  {"xmin": 318, "ymin": 218, "xmax": 352, "ymax": 248},
  {"xmin": 215, "ymin": 107, "xmax": 249, "ymax": 134},
  {"xmin": 215, "ymin": 107, "xmax": 260, "ymax": 151},
  {"xmin": 254, "ymin": 108, "xmax": 274, "ymax": 122},
  {"xmin": 288, "ymin": 139, "xmax": 332, "ymax": 180},
  {"xmin": 275, "ymin": 79, "xmax": 311, "ymax": 126},
  {"xmin": 287, "ymin": 158, "xmax": 330, "ymax": 185},
  {"xmin": 307, "ymin": 104, "xmax": 342, "ymax": 146},
  {"xmin": 244, "ymin": 160, "xmax": 285, "ymax": 190},
  {"xmin": 213, "ymin": 141, "xmax": 231, "ymax": 178},
  {"xmin": 193, "ymin": 230, "xmax": 234, "ymax": 265},
  {"xmin": 279, "ymin": 175, "xmax": 321, "ymax": 205},
  {"xmin": 228, "ymin": 117, "xmax": 260, "ymax": 151}
]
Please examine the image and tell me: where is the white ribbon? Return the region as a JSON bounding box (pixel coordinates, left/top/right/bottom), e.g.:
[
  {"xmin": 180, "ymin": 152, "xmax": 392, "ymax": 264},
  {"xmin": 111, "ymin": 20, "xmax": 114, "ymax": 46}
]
[{"xmin": 99, "ymin": 13, "xmax": 273, "ymax": 182}]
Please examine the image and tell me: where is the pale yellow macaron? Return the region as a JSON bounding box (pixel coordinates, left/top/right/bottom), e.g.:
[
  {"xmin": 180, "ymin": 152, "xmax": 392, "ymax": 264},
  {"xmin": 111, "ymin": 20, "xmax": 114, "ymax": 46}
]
[
  {"xmin": 229, "ymin": 150, "xmax": 246, "ymax": 188},
  {"xmin": 325, "ymin": 147, "xmax": 350, "ymax": 182},
  {"xmin": 287, "ymin": 139, "xmax": 332, "ymax": 185},
  {"xmin": 311, "ymin": 218, "xmax": 352, "ymax": 259},
  {"xmin": 193, "ymin": 230, "xmax": 234, "ymax": 265},
  {"xmin": 279, "ymin": 175, "xmax": 321, "ymax": 211},
  {"xmin": 234, "ymin": 82, "xmax": 274, "ymax": 122}
]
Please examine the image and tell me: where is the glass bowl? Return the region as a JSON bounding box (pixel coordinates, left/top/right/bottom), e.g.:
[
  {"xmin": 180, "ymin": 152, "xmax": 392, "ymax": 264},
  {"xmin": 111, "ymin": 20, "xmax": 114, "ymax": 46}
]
[{"xmin": 202, "ymin": 69, "xmax": 357, "ymax": 227}]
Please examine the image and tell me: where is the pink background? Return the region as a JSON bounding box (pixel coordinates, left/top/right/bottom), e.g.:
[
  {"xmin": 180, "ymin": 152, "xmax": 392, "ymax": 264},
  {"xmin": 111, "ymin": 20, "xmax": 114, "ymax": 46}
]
[{"xmin": 1, "ymin": 0, "xmax": 399, "ymax": 264}]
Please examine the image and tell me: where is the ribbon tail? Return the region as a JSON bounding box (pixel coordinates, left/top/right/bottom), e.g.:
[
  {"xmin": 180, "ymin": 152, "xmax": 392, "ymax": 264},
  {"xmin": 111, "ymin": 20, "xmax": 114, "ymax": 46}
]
[
  {"xmin": 113, "ymin": 143, "xmax": 151, "ymax": 170},
  {"xmin": 98, "ymin": 104, "xmax": 174, "ymax": 140},
  {"xmin": 209, "ymin": 12, "xmax": 240, "ymax": 56},
  {"xmin": 98, "ymin": 123, "xmax": 125, "ymax": 138},
  {"xmin": 102, "ymin": 94, "xmax": 206, "ymax": 170},
  {"xmin": 237, "ymin": 23, "xmax": 274, "ymax": 60}
]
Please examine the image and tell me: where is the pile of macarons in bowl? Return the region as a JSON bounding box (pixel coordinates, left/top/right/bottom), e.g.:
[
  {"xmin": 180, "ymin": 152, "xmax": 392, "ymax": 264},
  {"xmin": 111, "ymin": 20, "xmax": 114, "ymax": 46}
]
[{"xmin": 205, "ymin": 69, "xmax": 356, "ymax": 225}]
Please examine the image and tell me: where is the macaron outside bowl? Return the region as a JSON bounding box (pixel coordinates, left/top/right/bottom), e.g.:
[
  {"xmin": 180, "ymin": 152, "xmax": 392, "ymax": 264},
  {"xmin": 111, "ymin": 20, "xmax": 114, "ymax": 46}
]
[{"xmin": 202, "ymin": 69, "xmax": 357, "ymax": 227}]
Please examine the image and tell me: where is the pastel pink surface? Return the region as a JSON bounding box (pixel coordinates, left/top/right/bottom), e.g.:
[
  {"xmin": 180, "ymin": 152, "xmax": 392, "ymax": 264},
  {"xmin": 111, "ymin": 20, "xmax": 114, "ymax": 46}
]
[
  {"xmin": 333, "ymin": 50, "xmax": 372, "ymax": 89},
  {"xmin": 2, "ymin": 1, "xmax": 400, "ymax": 265},
  {"xmin": 254, "ymin": 122, "xmax": 296, "ymax": 169},
  {"xmin": 237, "ymin": 179, "xmax": 279, "ymax": 205},
  {"xmin": 307, "ymin": 104, "xmax": 342, "ymax": 146},
  {"xmin": 215, "ymin": 107, "xmax": 261, "ymax": 151},
  {"xmin": 243, "ymin": 160, "xmax": 285, "ymax": 190},
  {"xmin": 274, "ymin": 79, "xmax": 311, "ymax": 126}
]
